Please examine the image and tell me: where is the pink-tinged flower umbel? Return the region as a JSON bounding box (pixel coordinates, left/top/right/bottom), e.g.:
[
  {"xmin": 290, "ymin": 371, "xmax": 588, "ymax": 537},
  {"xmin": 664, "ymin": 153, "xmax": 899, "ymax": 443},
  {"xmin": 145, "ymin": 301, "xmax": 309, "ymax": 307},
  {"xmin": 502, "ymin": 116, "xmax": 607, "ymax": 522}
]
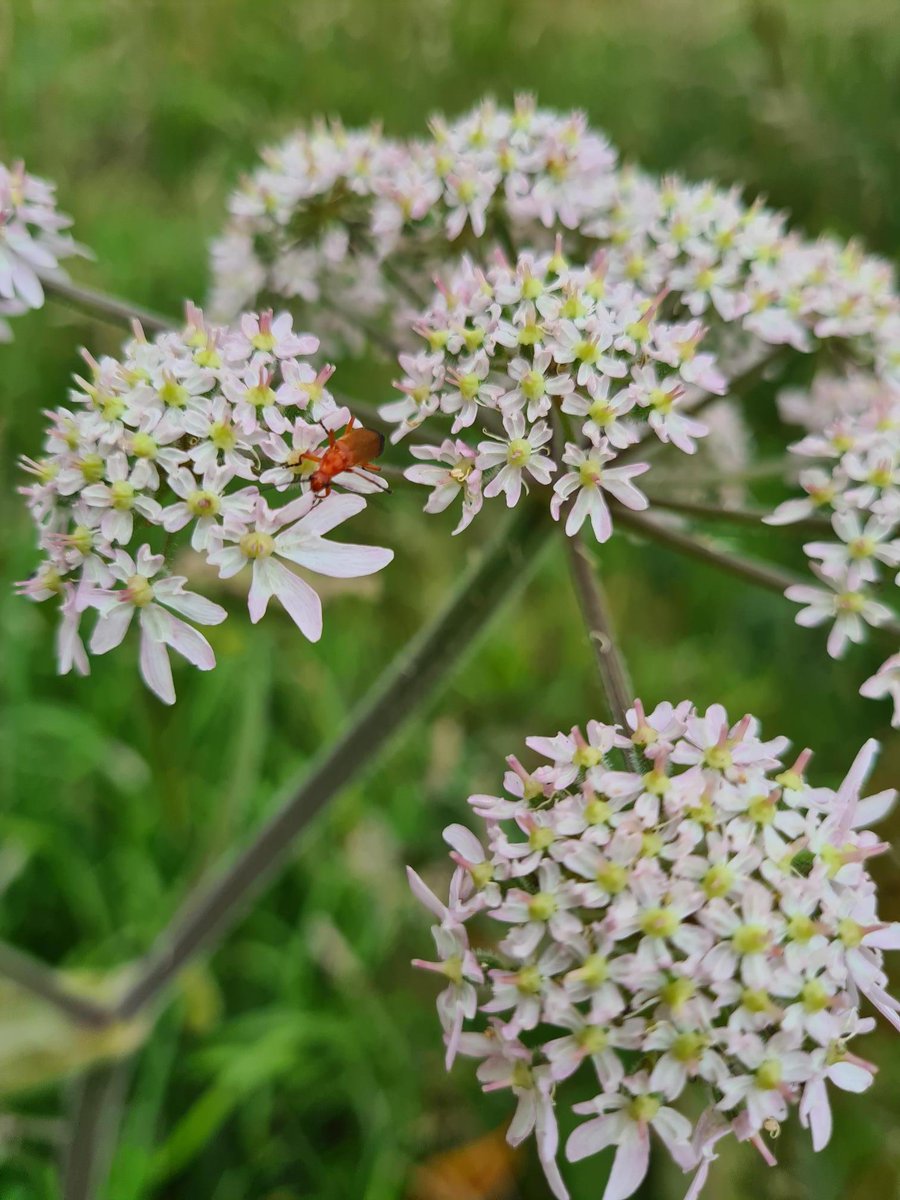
[
  {"xmin": 409, "ymin": 702, "xmax": 900, "ymax": 1200},
  {"xmin": 17, "ymin": 304, "xmax": 395, "ymax": 701}
]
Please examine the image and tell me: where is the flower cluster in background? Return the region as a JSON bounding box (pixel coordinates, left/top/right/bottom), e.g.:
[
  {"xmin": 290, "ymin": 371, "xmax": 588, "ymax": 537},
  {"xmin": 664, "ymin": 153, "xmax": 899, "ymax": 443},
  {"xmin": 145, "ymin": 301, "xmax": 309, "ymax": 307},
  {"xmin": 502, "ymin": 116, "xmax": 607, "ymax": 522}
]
[
  {"xmin": 209, "ymin": 98, "xmax": 618, "ymax": 352},
  {"xmin": 0, "ymin": 159, "xmax": 84, "ymax": 342},
  {"xmin": 391, "ymin": 252, "xmax": 725, "ymax": 538},
  {"xmin": 409, "ymin": 704, "xmax": 899, "ymax": 1200},
  {"xmin": 17, "ymin": 306, "xmax": 393, "ymax": 703},
  {"xmin": 771, "ymin": 372, "xmax": 900, "ymax": 723},
  {"xmin": 210, "ymin": 97, "xmax": 900, "ymax": 386}
]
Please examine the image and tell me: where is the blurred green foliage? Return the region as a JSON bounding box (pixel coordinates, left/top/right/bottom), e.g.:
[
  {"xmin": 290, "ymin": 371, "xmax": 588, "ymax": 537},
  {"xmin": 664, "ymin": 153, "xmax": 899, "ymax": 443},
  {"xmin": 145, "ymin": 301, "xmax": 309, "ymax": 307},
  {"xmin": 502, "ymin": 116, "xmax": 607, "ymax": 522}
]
[{"xmin": 2, "ymin": 0, "xmax": 900, "ymax": 1196}]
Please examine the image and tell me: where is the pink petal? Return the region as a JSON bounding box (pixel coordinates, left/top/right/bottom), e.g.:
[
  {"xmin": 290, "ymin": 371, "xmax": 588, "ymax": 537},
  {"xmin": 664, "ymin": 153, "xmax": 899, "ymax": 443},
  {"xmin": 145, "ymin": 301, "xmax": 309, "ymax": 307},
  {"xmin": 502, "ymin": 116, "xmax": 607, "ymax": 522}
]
[
  {"xmin": 248, "ymin": 558, "xmax": 278, "ymax": 623},
  {"xmin": 828, "ymin": 1062, "xmax": 873, "ymax": 1093},
  {"xmin": 142, "ymin": 607, "xmax": 215, "ymax": 671},
  {"xmin": 290, "ymin": 492, "xmax": 367, "ymax": 535},
  {"xmin": 89, "ymin": 603, "xmax": 134, "ymax": 654},
  {"xmin": 603, "ymin": 1123, "xmax": 650, "ymax": 1200},
  {"xmin": 566, "ymin": 1114, "xmax": 620, "ymax": 1163},
  {"xmin": 268, "ymin": 559, "xmax": 322, "ymax": 640},
  {"xmin": 442, "ymin": 824, "xmax": 485, "ymax": 862},
  {"xmin": 406, "ymin": 866, "xmax": 447, "ymax": 919},
  {"xmin": 139, "ymin": 629, "xmax": 175, "ymax": 705}
]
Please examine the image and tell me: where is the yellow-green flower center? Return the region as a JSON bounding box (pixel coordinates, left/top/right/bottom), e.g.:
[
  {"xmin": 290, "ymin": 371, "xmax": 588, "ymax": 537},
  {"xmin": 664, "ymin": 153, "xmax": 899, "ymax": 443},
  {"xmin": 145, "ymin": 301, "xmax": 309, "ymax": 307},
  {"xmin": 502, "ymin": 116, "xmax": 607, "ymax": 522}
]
[
  {"xmin": 628, "ymin": 1095, "xmax": 660, "ymax": 1123},
  {"xmin": 702, "ymin": 864, "xmax": 735, "ymax": 899},
  {"xmin": 101, "ymin": 395, "xmax": 126, "ymax": 422},
  {"xmin": 194, "ymin": 346, "xmax": 222, "ymax": 369},
  {"xmin": 571, "ymin": 953, "xmax": 610, "ymax": 986},
  {"xmin": 703, "ymin": 745, "xmax": 733, "ymax": 770},
  {"xmin": 246, "ymin": 384, "xmax": 277, "ymax": 409},
  {"xmin": 755, "ymin": 1060, "xmax": 783, "ymax": 1091},
  {"xmin": 457, "ymin": 372, "xmax": 481, "ymax": 401},
  {"xmin": 520, "ymin": 369, "xmax": 546, "ymax": 401},
  {"xmin": 507, "ymin": 438, "xmax": 533, "ymax": 468},
  {"xmin": 515, "ymin": 965, "xmax": 542, "ymax": 995},
  {"xmin": 836, "ymin": 591, "xmax": 866, "ymax": 614},
  {"xmin": 528, "ymin": 826, "xmax": 555, "ymax": 852},
  {"xmin": 661, "ymin": 977, "xmax": 695, "ymax": 1011},
  {"xmin": 584, "ymin": 797, "xmax": 611, "ymax": 825},
  {"xmin": 470, "ymin": 861, "xmax": 493, "ymax": 889},
  {"xmin": 125, "ymin": 574, "xmax": 154, "ymax": 607},
  {"xmin": 573, "ymin": 338, "xmax": 599, "ymax": 364},
  {"xmin": 69, "ymin": 525, "xmax": 94, "ymax": 555},
  {"xmin": 733, "ymin": 923, "xmax": 770, "ymax": 955},
  {"xmin": 801, "ymin": 979, "xmax": 830, "ymax": 1013},
  {"xmin": 440, "ymin": 954, "xmax": 463, "ymax": 986},
  {"xmin": 573, "ymin": 744, "xmax": 602, "ymax": 769},
  {"xmin": 210, "ymin": 421, "xmax": 237, "ymax": 451},
  {"xmin": 838, "ymin": 918, "xmax": 864, "ymax": 948},
  {"xmin": 528, "ymin": 892, "xmax": 557, "ymax": 922},
  {"xmin": 131, "ymin": 432, "xmax": 157, "ymax": 459},
  {"xmin": 671, "ymin": 1032, "xmax": 706, "ymax": 1062},
  {"xmin": 741, "ymin": 988, "xmax": 773, "ymax": 1014},
  {"xmin": 787, "ymin": 914, "xmax": 817, "ymax": 943},
  {"xmin": 596, "ymin": 862, "xmax": 627, "ymax": 894},
  {"xmin": 239, "ymin": 530, "xmax": 275, "ymax": 560},
  {"xmin": 748, "ymin": 795, "xmax": 776, "ymax": 825},
  {"xmin": 159, "ymin": 379, "xmax": 189, "ymax": 408},
  {"xmin": 187, "ymin": 489, "xmax": 221, "ymax": 518},
  {"xmin": 640, "ymin": 907, "xmax": 679, "ymax": 939},
  {"xmin": 577, "ymin": 1025, "xmax": 609, "ymax": 1054},
  {"xmin": 110, "ymin": 480, "xmax": 135, "ymax": 510}
]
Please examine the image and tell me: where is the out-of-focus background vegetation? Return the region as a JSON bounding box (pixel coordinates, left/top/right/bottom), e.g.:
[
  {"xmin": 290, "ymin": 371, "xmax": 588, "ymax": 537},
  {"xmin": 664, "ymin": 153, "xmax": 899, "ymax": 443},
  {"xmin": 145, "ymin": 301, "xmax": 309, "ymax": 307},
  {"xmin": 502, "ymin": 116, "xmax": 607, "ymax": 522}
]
[{"xmin": 2, "ymin": 0, "xmax": 900, "ymax": 1196}]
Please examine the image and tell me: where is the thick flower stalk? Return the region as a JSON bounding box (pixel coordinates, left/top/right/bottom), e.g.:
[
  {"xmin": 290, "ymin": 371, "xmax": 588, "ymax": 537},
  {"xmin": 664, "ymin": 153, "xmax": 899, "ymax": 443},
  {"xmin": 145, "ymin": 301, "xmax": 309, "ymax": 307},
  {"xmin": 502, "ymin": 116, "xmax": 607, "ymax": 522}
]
[
  {"xmin": 17, "ymin": 305, "xmax": 393, "ymax": 703},
  {"xmin": 768, "ymin": 372, "xmax": 900, "ymax": 722},
  {"xmin": 389, "ymin": 252, "xmax": 725, "ymax": 539},
  {"xmin": 0, "ymin": 159, "xmax": 85, "ymax": 342},
  {"xmin": 409, "ymin": 702, "xmax": 899, "ymax": 1200}
]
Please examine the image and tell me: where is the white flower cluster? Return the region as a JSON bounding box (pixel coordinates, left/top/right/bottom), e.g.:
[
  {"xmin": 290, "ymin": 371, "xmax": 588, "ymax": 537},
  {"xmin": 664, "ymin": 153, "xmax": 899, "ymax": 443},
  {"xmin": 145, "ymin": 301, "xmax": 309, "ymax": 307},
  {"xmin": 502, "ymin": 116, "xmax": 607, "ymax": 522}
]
[
  {"xmin": 0, "ymin": 159, "xmax": 84, "ymax": 342},
  {"xmin": 17, "ymin": 306, "xmax": 393, "ymax": 704},
  {"xmin": 211, "ymin": 98, "xmax": 900, "ymax": 383},
  {"xmin": 768, "ymin": 373, "xmax": 900, "ymax": 721},
  {"xmin": 579, "ymin": 167, "xmax": 900, "ymax": 378},
  {"xmin": 409, "ymin": 703, "xmax": 899, "ymax": 1200},
  {"xmin": 209, "ymin": 98, "xmax": 617, "ymax": 351},
  {"xmin": 389, "ymin": 253, "xmax": 725, "ymax": 538}
]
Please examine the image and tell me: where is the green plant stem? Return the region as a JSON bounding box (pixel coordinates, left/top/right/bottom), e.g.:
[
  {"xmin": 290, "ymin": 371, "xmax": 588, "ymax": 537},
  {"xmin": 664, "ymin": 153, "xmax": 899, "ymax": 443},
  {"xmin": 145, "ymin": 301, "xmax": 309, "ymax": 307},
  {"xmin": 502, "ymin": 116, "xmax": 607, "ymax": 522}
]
[
  {"xmin": 42, "ymin": 276, "xmax": 176, "ymax": 335},
  {"xmin": 114, "ymin": 501, "xmax": 554, "ymax": 1021},
  {"xmin": 565, "ymin": 532, "xmax": 639, "ymax": 747},
  {"xmin": 643, "ymin": 493, "xmax": 832, "ymax": 532},
  {"xmin": 62, "ymin": 1061, "xmax": 130, "ymax": 1200},
  {"xmin": 0, "ymin": 940, "xmax": 112, "ymax": 1027},
  {"xmin": 614, "ymin": 505, "xmax": 900, "ymax": 639}
]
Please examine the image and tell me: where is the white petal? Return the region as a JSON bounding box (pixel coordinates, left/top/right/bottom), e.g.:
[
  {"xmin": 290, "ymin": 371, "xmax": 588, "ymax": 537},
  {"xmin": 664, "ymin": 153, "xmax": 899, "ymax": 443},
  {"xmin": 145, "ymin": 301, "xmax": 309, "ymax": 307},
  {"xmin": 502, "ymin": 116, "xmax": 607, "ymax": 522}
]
[
  {"xmin": 603, "ymin": 1123, "xmax": 650, "ymax": 1200},
  {"xmin": 89, "ymin": 603, "xmax": 133, "ymax": 654},
  {"xmin": 275, "ymin": 536, "xmax": 393, "ymax": 578},
  {"xmin": 268, "ymin": 558, "xmax": 322, "ymax": 640},
  {"xmin": 139, "ymin": 629, "xmax": 175, "ymax": 705}
]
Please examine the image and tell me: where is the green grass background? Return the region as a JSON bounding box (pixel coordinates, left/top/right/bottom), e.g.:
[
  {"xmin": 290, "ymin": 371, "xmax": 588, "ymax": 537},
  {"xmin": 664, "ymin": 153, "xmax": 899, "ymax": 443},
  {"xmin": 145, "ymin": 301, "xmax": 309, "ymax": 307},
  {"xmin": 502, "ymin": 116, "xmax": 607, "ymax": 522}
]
[{"xmin": 2, "ymin": 0, "xmax": 900, "ymax": 1196}]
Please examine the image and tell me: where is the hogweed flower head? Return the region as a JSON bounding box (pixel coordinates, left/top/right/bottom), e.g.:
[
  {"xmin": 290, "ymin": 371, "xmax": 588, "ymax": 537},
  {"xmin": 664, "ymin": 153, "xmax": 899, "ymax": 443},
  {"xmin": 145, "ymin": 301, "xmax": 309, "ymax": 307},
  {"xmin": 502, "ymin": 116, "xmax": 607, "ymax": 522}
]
[
  {"xmin": 409, "ymin": 702, "xmax": 900, "ymax": 1200},
  {"xmin": 772, "ymin": 372, "xmax": 900, "ymax": 718},
  {"xmin": 391, "ymin": 252, "xmax": 724, "ymax": 540},
  {"xmin": 16, "ymin": 305, "xmax": 393, "ymax": 703},
  {"xmin": 0, "ymin": 159, "xmax": 85, "ymax": 341}
]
